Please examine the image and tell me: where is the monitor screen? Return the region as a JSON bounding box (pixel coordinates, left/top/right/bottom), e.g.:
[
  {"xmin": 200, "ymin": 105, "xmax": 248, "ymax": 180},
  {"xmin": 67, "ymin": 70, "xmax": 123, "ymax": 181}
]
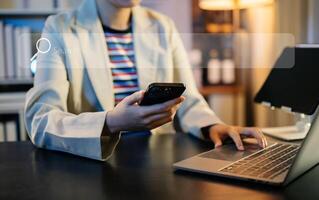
[{"xmin": 255, "ymin": 47, "xmax": 319, "ymax": 115}]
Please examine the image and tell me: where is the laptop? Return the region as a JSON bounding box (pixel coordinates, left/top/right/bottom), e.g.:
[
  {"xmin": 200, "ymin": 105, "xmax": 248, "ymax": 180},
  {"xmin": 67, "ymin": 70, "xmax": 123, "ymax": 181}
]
[{"xmin": 173, "ymin": 111, "xmax": 319, "ymax": 186}]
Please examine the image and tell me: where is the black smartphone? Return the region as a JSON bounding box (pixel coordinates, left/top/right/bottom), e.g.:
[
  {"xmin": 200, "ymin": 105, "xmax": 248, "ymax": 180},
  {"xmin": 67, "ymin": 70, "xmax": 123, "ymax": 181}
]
[{"xmin": 139, "ymin": 83, "xmax": 186, "ymax": 106}]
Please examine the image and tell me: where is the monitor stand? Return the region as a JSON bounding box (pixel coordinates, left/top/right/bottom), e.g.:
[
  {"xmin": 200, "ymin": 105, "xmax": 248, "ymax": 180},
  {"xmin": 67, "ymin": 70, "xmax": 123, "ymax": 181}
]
[{"xmin": 261, "ymin": 113, "xmax": 311, "ymax": 141}]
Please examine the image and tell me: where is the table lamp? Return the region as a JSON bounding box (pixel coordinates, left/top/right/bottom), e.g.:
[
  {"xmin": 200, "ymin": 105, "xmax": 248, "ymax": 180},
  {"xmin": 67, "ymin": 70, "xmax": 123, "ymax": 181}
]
[{"xmin": 199, "ymin": 0, "xmax": 274, "ymax": 10}]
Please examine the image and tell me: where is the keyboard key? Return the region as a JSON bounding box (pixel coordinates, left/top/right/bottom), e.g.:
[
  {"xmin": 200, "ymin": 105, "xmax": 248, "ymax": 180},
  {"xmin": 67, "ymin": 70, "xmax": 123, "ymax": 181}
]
[{"xmin": 220, "ymin": 143, "xmax": 300, "ymax": 180}]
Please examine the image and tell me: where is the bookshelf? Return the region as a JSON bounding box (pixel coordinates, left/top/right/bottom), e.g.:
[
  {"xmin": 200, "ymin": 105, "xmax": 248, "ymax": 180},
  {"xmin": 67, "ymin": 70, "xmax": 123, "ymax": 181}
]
[
  {"xmin": 0, "ymin": 9, "xmax": 55, "ymax": 142},
  {"xmin": 190, "ymin": 0, "xmax": 247, "ymax": 125},
  {"xmin": 0, "ymin": 9, "xmax": 58, "ymax": 16},
  {"xmin": 0, "ymin": 10, "xmax": 53, "ymax": 87}
]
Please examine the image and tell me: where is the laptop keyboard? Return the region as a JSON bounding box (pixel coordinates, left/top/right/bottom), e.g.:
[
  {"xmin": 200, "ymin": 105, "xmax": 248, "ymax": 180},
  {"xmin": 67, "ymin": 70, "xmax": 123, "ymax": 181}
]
[{"xmin": 219, "ymin": 143, "xmax": 300, "ymax": 179}]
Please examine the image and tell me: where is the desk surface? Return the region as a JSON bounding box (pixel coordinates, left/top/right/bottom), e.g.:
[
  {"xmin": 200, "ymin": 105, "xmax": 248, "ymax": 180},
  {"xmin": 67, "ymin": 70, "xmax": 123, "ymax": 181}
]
[{"xmin": 0, "ymin": 133, "xmax": 318, "ymax": 200}]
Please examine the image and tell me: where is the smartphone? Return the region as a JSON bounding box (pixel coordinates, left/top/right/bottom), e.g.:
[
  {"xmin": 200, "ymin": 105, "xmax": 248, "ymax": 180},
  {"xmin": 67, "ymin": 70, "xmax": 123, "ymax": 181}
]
[{"xmin": 139, "ymin": 83, "xmax": 186, "ymax": 106}]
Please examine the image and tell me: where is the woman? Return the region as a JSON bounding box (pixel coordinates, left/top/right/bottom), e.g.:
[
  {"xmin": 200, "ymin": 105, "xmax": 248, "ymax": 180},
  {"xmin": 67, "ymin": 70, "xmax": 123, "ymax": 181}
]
[{"xmin": 24, "ymin": 0, "xmax": 267, "ymax": 160}]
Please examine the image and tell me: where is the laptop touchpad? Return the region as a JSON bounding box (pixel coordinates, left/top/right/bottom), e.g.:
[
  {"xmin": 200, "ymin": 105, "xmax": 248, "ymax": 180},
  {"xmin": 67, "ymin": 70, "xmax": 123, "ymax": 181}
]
[{"xmin": 199, "ymin": 144, "xmax": 262, "ymax": 162}]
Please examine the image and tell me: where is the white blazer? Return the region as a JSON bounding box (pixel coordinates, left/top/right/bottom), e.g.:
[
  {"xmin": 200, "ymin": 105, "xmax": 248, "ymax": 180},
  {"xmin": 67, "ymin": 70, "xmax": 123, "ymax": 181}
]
[{"xmin": 24, "ymin": 0, "xmax": 222, "ymax": 161}]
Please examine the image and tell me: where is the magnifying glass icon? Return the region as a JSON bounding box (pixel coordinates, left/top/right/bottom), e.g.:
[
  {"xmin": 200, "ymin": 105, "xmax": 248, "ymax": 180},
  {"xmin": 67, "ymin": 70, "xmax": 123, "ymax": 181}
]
[
  {"xmin": 30, "ymin": 37, "xmax": 52, "ymax": 62},
  {"xmin": 30, "ymin": 37, "xmax": 51, "ymax": 73}
]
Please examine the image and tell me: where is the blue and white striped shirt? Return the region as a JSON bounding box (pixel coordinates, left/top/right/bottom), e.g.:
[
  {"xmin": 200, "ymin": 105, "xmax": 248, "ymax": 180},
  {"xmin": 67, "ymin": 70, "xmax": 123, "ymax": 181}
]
[{"xmin": 103, "ymin": 25, "xmax": 139, "ymax": 105}]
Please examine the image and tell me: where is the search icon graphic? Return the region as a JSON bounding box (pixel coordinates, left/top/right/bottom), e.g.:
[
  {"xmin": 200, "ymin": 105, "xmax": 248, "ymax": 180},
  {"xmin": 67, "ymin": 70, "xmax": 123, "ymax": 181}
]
[
  {"xmin": 30, "ymin": 37, "xmax": 51, "ymax": 62},
  {"xmin": 30, "ymin": 37, "xmax": 51, "ymax": 74}
]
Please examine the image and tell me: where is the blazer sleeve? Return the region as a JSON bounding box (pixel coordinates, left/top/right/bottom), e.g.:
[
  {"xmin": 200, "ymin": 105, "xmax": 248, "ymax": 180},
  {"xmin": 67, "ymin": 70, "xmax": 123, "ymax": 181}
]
[
  {"xmin": 24, "ymin": 16, "xmax": 120, "ymax": 161},
  {"xmin": 168, "ymin": 20, "xmax": 224, "ymax": 139}
]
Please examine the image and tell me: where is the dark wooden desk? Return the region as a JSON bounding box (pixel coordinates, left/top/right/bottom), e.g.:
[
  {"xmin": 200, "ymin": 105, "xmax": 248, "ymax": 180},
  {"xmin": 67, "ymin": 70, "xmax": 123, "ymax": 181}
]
[{"xmin": 0, "ymin": 133, "xmax": 318, "ymax": 200}]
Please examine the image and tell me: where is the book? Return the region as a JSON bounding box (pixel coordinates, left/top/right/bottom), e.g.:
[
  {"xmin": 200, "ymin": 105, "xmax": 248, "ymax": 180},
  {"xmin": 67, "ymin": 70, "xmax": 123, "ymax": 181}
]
[
  {"xmin": 3, "ymin": 18, "xmax": 46, "ymax": 33},
  {"xmin": 13, "ymin": 0, "xmax": 27, "ymax": 8},
  {"xmin": 15, "ymin": 26, "xmax": 32, "ymax": 79},
  {"xmin": 0, "ymin": 0, "xmax": 15, "ymax": 8},
  {"xmin": 4, "ymin": 24, "xmax": 15, "ymax": 78},
  {"xmin": 28, "ymin": 0, "xmax": 54, "ymax": 10},
  {"xmin": 5, "ymin": 121, "xmax": 17, "ymax": 142},
  {"xmin": 14, "ymin": 27, "xmax": 23, "ymax": 78},
  {"xmin": 2, "ymin": 18, "xmax": 47, "ymax": 79},
  {"xmin": 0, "ymin": 122, "xmax": 4, "ymax": 142},
  {"xmin": 57, "ymin": 0, "xmax": 78, "ymax": 9},
  {"xmin": 19, "ymin": 130, "xmax": 27, "ymax": 141},
  {"xmin": 0, "ymin": 21, "xmax": 6, "ymax": 79},
  {"xmin": 19, "ymin": 118, "xmax": 27, "ymax": 141},
  {"xmin": 21, "ymin": 27, "xmax": 32, "ymax": 78}
]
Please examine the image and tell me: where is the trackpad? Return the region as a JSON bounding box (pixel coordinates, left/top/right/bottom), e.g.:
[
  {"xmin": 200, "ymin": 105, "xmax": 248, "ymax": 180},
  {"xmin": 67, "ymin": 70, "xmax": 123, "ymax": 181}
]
[{"xmin": 199, "ymin": 144, "xmax": 262, "ymax": 162}]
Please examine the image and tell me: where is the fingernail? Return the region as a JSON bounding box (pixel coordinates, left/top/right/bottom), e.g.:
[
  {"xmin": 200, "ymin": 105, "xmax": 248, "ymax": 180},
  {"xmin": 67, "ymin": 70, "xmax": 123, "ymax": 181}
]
[{"xmin": 239, "ymin": 146, "xmax": 244, "ymax": 151}]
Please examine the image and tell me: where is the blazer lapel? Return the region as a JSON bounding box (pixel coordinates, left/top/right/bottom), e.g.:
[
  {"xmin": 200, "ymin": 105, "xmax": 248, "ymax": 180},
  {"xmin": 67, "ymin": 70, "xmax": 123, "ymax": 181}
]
[
  {"xmin": 132, "ymin": 6, "xmax": 160, "ymax": 90},
  {"xmin": 73, "ymin": 0, "xmax": 115, "ymax": 110}
]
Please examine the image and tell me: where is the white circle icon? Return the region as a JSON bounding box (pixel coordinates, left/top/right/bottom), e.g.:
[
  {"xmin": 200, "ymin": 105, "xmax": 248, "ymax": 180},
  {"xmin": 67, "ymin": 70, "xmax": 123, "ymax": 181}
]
[{"xmin": 36, "ymin": 37, "xmax": 51, "ymax": 54}]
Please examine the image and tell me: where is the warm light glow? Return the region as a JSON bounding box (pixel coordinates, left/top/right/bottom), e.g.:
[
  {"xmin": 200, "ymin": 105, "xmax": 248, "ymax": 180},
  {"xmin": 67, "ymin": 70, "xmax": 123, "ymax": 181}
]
[
  {"xmin": 199, "ymin": 0, "xmax": 274, "ymax": 10},
  {"xmin": 239, "ymin": 0, "xmax": 274, "ymax": 8},
  {"xmin": 199, "ymin": 0, "xmax": 235, "ymax": 10}
]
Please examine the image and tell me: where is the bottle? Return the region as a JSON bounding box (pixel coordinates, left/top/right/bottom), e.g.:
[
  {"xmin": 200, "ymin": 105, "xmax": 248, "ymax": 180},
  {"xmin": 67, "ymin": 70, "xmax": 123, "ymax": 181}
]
[
  {"xmin": 207, "ymin": 49, "xmax": 221, "ymax": 84},
  {"xmin": 221, "ymin": 49, "xmax": 235, "ymax": 84}
]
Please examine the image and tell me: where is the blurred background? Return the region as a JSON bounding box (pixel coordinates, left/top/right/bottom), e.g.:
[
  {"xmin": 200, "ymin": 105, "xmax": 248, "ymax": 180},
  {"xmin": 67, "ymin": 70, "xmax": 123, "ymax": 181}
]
[{"xmin": 0, "ymin": 0, "xmax": 318, "ymax": 142}]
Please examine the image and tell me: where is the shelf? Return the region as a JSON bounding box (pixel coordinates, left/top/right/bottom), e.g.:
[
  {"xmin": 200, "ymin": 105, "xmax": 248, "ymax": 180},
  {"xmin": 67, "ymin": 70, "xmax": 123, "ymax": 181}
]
[
  {"xmin": 0, "ymin": 79, "xmax": 33, "ymax": 93},
  {"xmin": 0, "ymin": 92, "xmax": 26, "ymax": 99},
  {"xmin": 0, "ymin": 92, "xmax": 26, "ymax": 114},
  {"xmin": 0, "ymin": 9, "xmax": 60, "ymax": 16},
  {"xmin": 0, "ymin": 79, "xmax": 33, "ymax": 85},
  {"xmin": 198, "ymin": 85, "xmax": 243, "ymax": 96}
]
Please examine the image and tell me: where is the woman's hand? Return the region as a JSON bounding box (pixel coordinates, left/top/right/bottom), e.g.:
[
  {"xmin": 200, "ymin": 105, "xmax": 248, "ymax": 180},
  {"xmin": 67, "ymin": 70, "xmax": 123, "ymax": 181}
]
[
  {"xmin": 209, "ymin": 124, "xmax": 268, "ymax": 150},
  {"xmin": 107, "ymin": 91, "xmax": 185, "ymax": 133}
]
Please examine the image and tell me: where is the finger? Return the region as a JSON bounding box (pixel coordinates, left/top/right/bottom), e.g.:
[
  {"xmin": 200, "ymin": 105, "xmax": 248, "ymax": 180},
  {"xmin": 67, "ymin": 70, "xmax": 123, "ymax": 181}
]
[
  {"xmin": 148, "ymin": 117, "xmax": 172, "ymax": 130},
  {"xmin": 159, "ymin": 97, "xmax": 185, "ymax": 110},
  {"xmin": 141, "ymin": 104, "xmax": 179, "ymax": 126},
  {"xmin": 262, "ymin": 132, "xmax": 268, "ymax": 147},
  {"xmin": 210, "ymin": 132, "xmax": 223, "ymax": 148},
  {"xmin": 228, "ymin": 130, "xmax": 245, "ymax": 151},
  {"xmin": 122, "ymin": 91, "xmax": 145, "ymax": 105},
  {"xmin": 239, "ymin": 128, "xmax": 266, "ymax": 148},
  {"xmin": 141, "ymin": 97, "xmax": 185, "ymax": 116},
  {"xmin": 255, "ymin": 129, "xmax": 267, "ymax": 148},
  {"xmin": 242, "ymin": 129, "xmax": 264, "ymax": 148},
  {"xmin": 170, "ymin": 104, "xmax": 181, "ymax": 115},
  {"xmin": 260, "ymin": 131, "xmax": 268, "ymax": 147},
  {"xmin": 144, "ymin": 111, "xmax": 173, "ymax": 125}
]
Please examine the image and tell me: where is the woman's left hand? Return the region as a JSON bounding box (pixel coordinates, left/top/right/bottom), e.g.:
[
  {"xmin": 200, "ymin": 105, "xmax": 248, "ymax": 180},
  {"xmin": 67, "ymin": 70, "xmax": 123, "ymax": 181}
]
[{"xmin": 208, "ymin": 124, "xmax": 268, "ymax": 151}]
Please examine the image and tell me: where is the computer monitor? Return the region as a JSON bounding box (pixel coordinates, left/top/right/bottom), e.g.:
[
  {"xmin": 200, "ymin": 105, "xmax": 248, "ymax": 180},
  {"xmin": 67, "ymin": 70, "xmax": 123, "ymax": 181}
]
[{"xmin": 255, "ymin": 46, "xmax": 319, "ymax": 115}]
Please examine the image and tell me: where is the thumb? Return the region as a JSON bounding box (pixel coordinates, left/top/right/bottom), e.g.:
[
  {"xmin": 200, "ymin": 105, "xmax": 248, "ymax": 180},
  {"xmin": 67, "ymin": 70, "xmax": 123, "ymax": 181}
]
[{"xmin": 122, "ymin": 90, "xmax": 144, "ymax": 105}]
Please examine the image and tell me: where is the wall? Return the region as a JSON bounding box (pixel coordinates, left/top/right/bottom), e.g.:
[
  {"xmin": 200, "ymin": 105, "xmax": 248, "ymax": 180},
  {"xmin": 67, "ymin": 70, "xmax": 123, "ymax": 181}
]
[
  {"xmin": 142, "ymin": 0, "xmax": 192, "ymax": 50},
  {"xmin": 307, "ymin": 0, "xmax": 319, "ymax": 43}
]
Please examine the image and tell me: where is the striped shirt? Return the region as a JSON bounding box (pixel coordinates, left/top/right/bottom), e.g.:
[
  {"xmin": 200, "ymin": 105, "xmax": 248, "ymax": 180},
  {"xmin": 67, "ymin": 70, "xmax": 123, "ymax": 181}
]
[{"xmin": 103, "ymin": 25, "xmax": 139, "ymax": 105}]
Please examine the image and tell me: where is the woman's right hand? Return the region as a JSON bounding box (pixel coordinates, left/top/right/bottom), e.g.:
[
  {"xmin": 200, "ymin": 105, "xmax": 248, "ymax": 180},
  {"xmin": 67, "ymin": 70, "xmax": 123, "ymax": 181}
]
[{"xmin": 106, "ymin": 91, "xmax": 185, "ymax": 133}]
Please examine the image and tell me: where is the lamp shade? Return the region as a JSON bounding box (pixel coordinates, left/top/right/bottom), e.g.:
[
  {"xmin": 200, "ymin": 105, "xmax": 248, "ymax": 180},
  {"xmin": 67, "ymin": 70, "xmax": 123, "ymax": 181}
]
[
  {"xmin": 199, "ymin": 0, "xmax": 274, "ymax": 10},
  {"xmin": 239, "ymin": 0, "xmax": 274, "ymax": 8},
  {"xmin": 199, "ymin": 0, "xmax": 235, "ymax": 10}
]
